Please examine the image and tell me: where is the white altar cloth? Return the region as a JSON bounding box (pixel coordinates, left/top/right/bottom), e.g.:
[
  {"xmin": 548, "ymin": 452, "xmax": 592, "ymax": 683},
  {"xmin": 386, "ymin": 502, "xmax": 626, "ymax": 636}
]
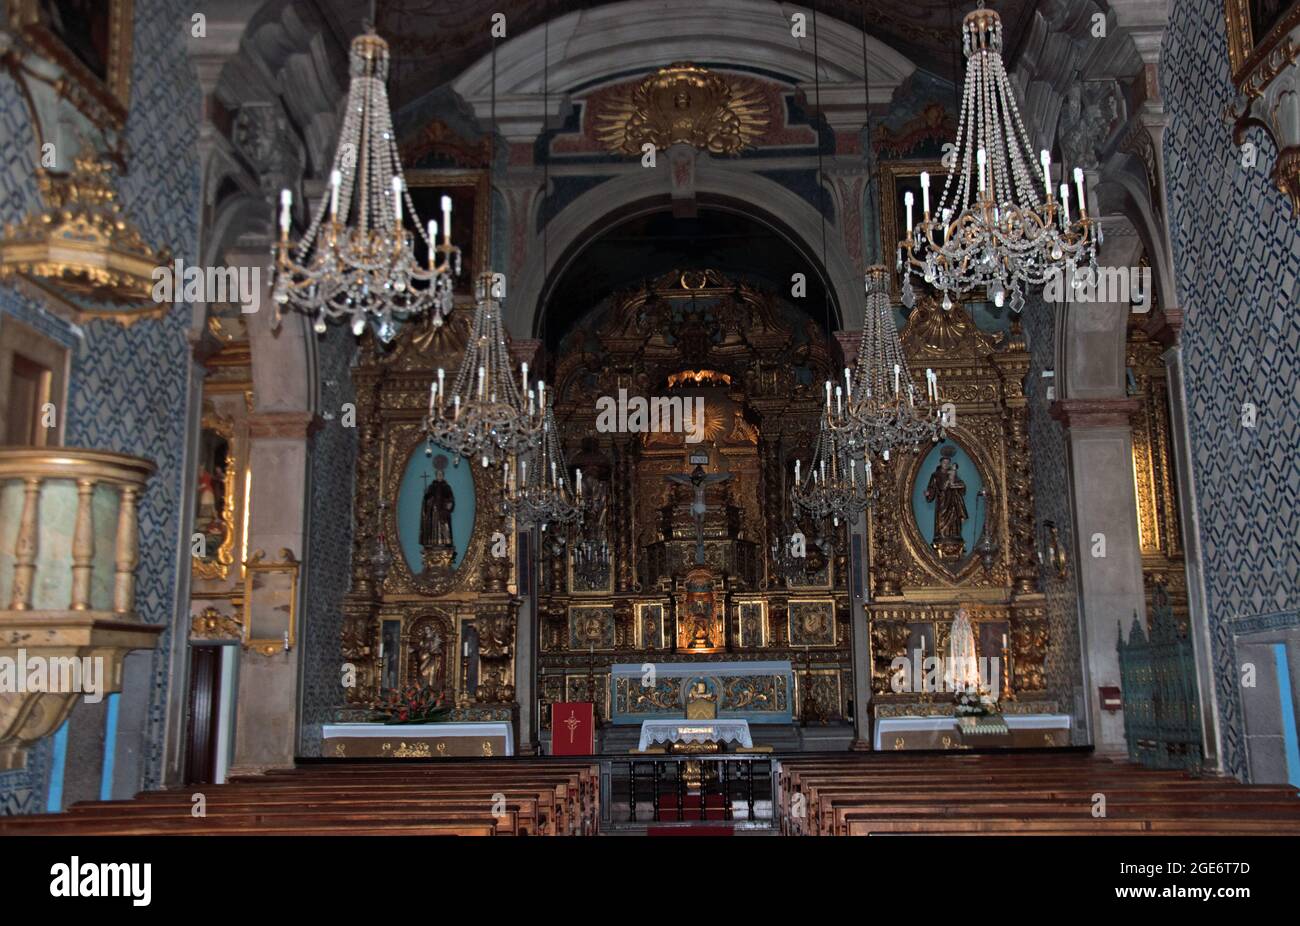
[
  {"xmin": 638, "ymin": 718, "xmax": 752, "ymax": 751},
  {"xmin": 872, "ymin": 714, "xmax": 1069, "ymax": 750}
]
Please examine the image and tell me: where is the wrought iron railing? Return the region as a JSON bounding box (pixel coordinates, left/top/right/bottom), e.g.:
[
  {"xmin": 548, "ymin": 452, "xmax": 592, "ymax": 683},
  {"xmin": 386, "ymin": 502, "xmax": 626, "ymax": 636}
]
[
  {"xmin": 602, "ymin": 755, "xmax": 775, "ymax": 828},
  {"xmin": 1116, "ymin": 590, "xmax": 1203, "ymax": 771}
]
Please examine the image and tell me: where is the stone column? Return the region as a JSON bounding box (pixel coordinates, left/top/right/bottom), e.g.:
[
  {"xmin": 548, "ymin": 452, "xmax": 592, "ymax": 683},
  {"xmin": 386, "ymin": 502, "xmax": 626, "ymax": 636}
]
[
  {"xmin": 228, "ymin": 246, "xmax": 317, "ymax": 775},
  {"xmin": 847, "ymin": 506, "xmax": 872, "ymax": 750},
  {"xmin": 515, "ymin": 524, "xmax": 539, "ymax": 755},
  {"xmin": 834, "ymin": 330, "xmax": 872, "ymax": 748},
  {"xmin": 1050, "ymin": 398, "xmax": 1146, "ymax": 754},
  {"xmin": 230, "ymin": 409, "xmax": 317, "ymax": 774}
]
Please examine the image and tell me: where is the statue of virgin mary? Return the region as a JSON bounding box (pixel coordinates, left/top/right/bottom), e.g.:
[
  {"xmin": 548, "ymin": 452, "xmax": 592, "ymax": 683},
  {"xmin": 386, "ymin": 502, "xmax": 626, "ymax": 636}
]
[{"xmin": 944, "ymin": 607, "xmax": 980, "ymax": 693}]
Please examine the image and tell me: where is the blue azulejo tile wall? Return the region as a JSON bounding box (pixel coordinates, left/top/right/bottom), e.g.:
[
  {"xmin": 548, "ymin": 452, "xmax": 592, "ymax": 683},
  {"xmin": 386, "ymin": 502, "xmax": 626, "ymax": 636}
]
[
  {"xmin": 1161, "ymin": 0, "xmax": 1300, "ymax": 779},
  {"xmin": 0, "ymin": 0, "xmax": 201, "ymax": 812}
]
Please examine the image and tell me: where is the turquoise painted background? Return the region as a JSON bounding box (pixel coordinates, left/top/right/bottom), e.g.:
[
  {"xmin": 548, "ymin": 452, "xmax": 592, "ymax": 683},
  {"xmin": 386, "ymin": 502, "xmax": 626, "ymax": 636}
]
[
  {"xmin": 396, "ymin": 444, "xmax": 476, "ymax": 572},
  {"xmin": 911, "ymin": 441, "xmax": 985, "ymax": 561}
]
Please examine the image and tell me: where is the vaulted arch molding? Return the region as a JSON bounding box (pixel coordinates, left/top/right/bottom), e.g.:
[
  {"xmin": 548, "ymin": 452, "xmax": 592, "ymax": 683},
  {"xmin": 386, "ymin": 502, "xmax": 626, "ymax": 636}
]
[
  {"xmin": 1092, "ymin": 153, "xmax": 1179, "ymax": 318},
  {"xmin": 213, "ymin": 0, "xmax": 348, "ymax": 178},
  {"xmin": 442, "ymin": 0, "xmax": 916, "ymax": 142},
  {"xmin": 510, "ymin": 160, "xmax": 861, "ymax": 340},
  {"xmin": 535, "ymin": 196, "xmax": 845, "ymax": 350}
]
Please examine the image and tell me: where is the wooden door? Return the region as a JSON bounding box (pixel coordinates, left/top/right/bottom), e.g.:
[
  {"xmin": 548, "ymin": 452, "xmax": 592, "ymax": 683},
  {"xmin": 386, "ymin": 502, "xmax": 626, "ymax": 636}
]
[{"xmin": 184, "ymin": 645, "xmax": 222, "ymax": 785}]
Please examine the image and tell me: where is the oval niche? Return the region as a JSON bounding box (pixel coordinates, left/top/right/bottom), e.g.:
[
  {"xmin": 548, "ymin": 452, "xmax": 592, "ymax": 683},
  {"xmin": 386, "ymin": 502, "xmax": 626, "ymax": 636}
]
[
  {"xmin": 396, "ymin": 444, "xmax": 475, "ymax": 574},
  {"xmin": 910, "ymin": 439, "xmax": 985, "ymax": 570}
]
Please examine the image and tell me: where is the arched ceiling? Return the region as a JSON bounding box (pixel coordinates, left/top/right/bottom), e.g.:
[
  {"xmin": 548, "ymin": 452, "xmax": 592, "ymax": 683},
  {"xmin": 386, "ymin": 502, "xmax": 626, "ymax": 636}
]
[
  {"xmin": 541, "ymin": 206, "xmax": 838, "ymax": 352},
  {"xmin": 311, "ymin": 0, "xmax": 1036, "ymax": 112}
]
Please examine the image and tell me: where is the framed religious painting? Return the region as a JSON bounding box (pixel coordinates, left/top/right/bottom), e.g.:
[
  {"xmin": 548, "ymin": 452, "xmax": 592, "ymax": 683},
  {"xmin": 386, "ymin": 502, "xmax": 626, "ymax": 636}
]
[
  {"xmin": 7, "ymin": 0, "xmax": 134, "ymax": 130},
  {"xmin": 878, "ymin": 159, "xmax": 946, "ymax": 303},
  {"xmin": 192, "ymin": 411, "xmax": 239, "ymax": 581},
  {"xmin": 404, "ymin": 170, "xmax": 490, "ymax": 300},
  {"xmin": 1225, "ymin": 1, "xmax": 1300, "ymax": 83}
]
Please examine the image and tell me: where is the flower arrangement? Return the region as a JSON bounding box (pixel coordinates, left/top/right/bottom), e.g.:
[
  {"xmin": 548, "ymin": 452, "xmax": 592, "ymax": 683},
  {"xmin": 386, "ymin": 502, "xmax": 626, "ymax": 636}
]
[
  {"xmin": 370, "ymin": 684, "xmax": 452, "ymax": 724},
  {"xmin": 954, "ymin": 686, "xmax": 998, "ymax": 718}
]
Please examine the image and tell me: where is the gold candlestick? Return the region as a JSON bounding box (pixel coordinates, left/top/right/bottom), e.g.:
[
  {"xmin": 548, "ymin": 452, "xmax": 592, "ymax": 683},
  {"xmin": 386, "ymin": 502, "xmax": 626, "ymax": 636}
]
[
  {"xmin": 918, "ymin": 632, "xmax": 932, "ymax": 705},
  {"xmin": 1000, "ymin": 637, "xmax": 1016, "ymax": 702}
]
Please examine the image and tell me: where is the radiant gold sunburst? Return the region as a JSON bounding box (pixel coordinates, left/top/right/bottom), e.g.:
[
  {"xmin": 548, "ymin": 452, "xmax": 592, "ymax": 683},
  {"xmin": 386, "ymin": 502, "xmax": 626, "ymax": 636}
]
[{"xmin": 596, "ymin": 63, "xmax": 769, "ymax": 156}]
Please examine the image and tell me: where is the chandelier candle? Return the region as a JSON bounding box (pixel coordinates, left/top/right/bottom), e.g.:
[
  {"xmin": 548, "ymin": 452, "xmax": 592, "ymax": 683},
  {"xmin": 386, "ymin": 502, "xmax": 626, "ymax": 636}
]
[
  {"xmin": 425, "ymin": 271, "xmax": 544, "ymax": 466},
  {"xmin": 895, "ymin": 4, "xmax": 1098, "ymax": 311},
  {"xmin": 270, "ymin": 30, "xmax": 461, "ymax": 335}
]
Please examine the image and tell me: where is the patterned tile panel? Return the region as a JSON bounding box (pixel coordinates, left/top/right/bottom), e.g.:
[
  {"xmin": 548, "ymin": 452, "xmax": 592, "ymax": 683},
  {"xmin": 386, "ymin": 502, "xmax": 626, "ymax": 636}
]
[
  {"xmin": 0, "ymin": 0, "xmax": 201, "ymax": 811},
  {"xmin": 297, "ymin": 327, "xmax": 358, "ymax": 756},
  {"xmin": 1022, "ymin": 294, "xmax": 1087, "ymax": 743},
  {"xmin": 1161, "ymin": 0, "xmax": 1300, "ymax": 779}
]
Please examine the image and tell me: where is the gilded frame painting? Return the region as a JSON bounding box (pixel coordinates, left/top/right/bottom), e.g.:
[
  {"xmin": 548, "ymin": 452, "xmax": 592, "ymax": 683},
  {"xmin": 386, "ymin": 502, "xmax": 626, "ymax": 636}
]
[
  {"xmin": 192, "ymin": 411, "xmax": 239, "ymax": 581},
  {"xmin": 403, "ymin": 170, "xmax": 490, "ymax": 300},
  {"xmin": 242, "ymin": 548, "xmax": 299, "ymax": 656},
  {"xmin": 1225, "ymin": 1, "xmax": 1300, "ymax": 84},
  {"xmin": 879, "ymin": 159, "xmax": 946, "ymax": 303},
  {"xmin": 8, "ymin": 0, "xmax": 134, "ymax": 130}
]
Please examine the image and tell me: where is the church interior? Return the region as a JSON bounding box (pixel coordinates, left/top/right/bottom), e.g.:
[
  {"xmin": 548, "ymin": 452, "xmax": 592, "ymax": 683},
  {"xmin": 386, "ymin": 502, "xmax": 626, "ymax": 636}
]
[{"xmin": 1, "ymin": 0, "xmax": 1300, "ymax": 850}]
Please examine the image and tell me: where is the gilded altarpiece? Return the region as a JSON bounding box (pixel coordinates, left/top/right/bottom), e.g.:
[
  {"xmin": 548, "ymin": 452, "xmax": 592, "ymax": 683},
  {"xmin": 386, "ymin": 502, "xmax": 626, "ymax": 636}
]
[
  {"xmin": 539, "ymin": 269, "xmax": 852, "ymax": 727},
  {"xmin": 867, "ymin": 295, "xmax": 1054, "ymax": 720},
  {"xmin": 338, "ymin": 311, "xmax": 520, "ymax": 726},
  {"xmin": 1127, "ymin": 321, "xmax": 1189, "ymax": 632}
]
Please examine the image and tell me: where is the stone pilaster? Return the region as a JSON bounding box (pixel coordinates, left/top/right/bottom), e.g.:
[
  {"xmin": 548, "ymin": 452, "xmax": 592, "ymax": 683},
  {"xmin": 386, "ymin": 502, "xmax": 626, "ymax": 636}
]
[{"xmin": 1050, "ymin": 397, "xmax": 1146, "ymax": 754}]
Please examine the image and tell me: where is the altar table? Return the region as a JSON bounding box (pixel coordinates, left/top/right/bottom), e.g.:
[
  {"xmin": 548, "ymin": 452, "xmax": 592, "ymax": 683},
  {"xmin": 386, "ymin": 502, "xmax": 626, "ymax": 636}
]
[
  {"xmin": 322, "ymin": 722, "xmax": 514, "ymax": 757},
  {"xmin": 872, "ymin": 714, "xmax": 1070, "ymax": 750},
  {"xmin": 638, "ymin": 718, "xmax": 753, "ymax": 751}
]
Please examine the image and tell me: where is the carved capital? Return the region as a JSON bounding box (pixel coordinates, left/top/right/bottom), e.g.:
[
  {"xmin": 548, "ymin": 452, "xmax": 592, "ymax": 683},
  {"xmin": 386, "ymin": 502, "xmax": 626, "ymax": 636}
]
[
  {"xmin": 1143, "ymin": 305, "xmax": 1184, "ymax": 348},
  {"xmin": 247, "ymin": 410, "xmax": 322, "ymax": 439},
  {"xmin": 1049, "ymin": 397, "xmax": 1141, "ymax": 430}
]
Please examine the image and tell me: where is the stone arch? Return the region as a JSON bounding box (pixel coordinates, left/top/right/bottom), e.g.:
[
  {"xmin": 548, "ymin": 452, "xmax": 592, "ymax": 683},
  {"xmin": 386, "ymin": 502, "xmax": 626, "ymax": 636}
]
[
  {"xmin": 511, "ymin": 162, "xmax": 862, "ymax": 339},
  {"xmin": 444, "ymin": 0, "xmax": 916, "ymax": 139},
  {"xmin": 1054, "ymin": 215, "xmax": 1145, "ymax": 402}
]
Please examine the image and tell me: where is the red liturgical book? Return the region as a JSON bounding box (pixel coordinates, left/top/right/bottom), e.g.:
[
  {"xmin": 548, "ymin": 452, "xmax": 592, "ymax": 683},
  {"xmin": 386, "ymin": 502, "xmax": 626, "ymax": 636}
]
[{"xmin": 551, "ymin": 702, "xmax": 595, "ymax": 755}]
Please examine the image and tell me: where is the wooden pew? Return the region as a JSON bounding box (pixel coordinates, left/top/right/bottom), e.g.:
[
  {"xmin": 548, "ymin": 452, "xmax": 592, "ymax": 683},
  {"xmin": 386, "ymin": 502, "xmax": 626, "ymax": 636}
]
[
  {"xmin": 0, "ymin": 759, "xmax": 600, "ymax": 837},
  {"xmin": 775, "ymin": 753, "xmax": 1300, "ymax": 837}
]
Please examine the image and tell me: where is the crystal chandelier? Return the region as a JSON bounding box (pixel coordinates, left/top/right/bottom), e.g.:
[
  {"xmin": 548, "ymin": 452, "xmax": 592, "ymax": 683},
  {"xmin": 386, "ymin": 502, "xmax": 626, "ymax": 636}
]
[
  {"xmin": 572, "ymin": 483, "xmax": 610, "ymax": 585},
  {"xmin": 499, "ymin": 12, "xmax": 577, "ymax": 530},
  {"xmin": 793, "ymin": 6, "xmax": 870, "ymax": 529},
  {"xmin": 896, "ymin": 4, "xmax": 1098, "ymax": 312},
  {"xmin": 270, "ymin": 31, "xmax": 461, "ymax": 339},
  {"xmin": 840, "ymin": 266, "xmax": 946, "ymax": 458},
  {"xmin": 502, "ymin": 397, "xmax": 580, "ymax": 529},
  {"xmin": 573, "ymin": 538, "xmax": 610, "ymax": 586},
  {"xmin": 769, "ymin": 500, "xmax": 807, "ymax": 586},
  {"xmin": 792, "ymin": 412, "xmax": 870, "ymax": 526},
  {"xmin": 425, "ymin": 272, "xmax": 541, "ymax": 467}
]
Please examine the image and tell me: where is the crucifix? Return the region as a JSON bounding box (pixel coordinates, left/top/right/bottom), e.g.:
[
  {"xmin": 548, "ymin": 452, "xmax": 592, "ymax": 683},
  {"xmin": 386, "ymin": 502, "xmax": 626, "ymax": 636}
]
[{"xmin": 664, "ymin": 451, "xmax": 732, "ymax": 565}]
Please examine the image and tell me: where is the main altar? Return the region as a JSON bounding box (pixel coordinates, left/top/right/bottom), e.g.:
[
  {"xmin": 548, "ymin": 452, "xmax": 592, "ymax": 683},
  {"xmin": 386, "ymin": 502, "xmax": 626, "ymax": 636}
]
[{"xmin": 332, "ymin": 267, "xmax": 1060, "ymax": 754}]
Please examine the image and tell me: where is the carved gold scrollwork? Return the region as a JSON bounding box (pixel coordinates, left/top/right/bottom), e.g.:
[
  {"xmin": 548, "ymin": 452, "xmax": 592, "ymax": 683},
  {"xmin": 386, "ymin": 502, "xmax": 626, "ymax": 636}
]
[
  {"xmin": 596, "ymin": 63, "xmax": 770, "ymax": 156},
  {"xmin": 190, "ymin": 605, "xmax": 243, "ymax": 642}
]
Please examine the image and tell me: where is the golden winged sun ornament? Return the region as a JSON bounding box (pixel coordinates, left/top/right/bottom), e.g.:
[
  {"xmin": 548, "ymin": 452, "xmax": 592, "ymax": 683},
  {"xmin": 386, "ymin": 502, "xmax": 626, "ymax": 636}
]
[{"xmin": 596, "ymin": 63, "xmax": 770, "ymax": 156}]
